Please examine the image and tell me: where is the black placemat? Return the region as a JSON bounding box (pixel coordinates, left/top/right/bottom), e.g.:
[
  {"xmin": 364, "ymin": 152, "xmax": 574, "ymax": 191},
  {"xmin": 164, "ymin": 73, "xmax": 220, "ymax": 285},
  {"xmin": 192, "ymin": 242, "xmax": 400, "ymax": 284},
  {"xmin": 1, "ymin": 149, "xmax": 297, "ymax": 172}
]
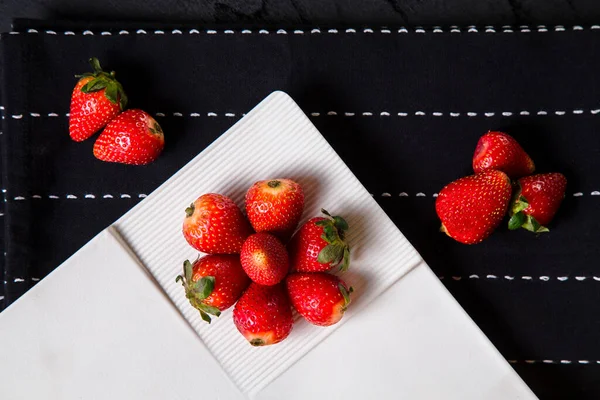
[{"xmin": 2, "ymin": 22, "xmax": 600, "ymax": 399}]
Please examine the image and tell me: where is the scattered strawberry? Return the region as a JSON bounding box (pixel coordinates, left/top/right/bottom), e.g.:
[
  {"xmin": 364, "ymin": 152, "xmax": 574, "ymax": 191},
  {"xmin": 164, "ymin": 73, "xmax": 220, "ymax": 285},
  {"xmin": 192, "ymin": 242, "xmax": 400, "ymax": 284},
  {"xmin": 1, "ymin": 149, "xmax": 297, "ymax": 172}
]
[
  {"xmin": 93, "ymin": 109, "xmax": 165, "ymax": 165},
  {"xmin": 183, "ymin": 193, "xmax": 252, "ymax": 254},
  {"xmin": 69, "ymin": 57, "xmax": 127, "ymax": 142},
  {"xmin": 176, "ymin": 256, "xmax": 250, "ymax": 323},
  {"xmin": 508, "ymin": 173, "xmax": 567, "ymax": 233},
  {"xmin": 233, "ymin": 283, "xmax": 293, "ymax": 346},
  {"xmin": 436, "ymin": 170, "xmax": 512, "ymax": 244},
  {"xmin": 472, "ymin": 131, "xmax": 535, "ymax": 179},
  {"xmin": 245, "ymin": 179, "xmax": 304, "ymax": 240},
  {"xmin": 240, "ymin": 233, "xmax": 289, "ymax": 285},
  {"xmin": 286, "ymin": 272, "xmax": 353, "ymax": 327},
  {"xmin": 288, "ymin": 209, "xmax": 350, "ymax": 273}
]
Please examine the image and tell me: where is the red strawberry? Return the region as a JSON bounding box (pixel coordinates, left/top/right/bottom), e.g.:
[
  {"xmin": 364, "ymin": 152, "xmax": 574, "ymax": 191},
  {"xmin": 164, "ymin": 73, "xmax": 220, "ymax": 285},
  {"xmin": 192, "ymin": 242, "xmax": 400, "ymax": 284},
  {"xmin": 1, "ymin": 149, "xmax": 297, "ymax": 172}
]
[
  {"xmin": 288, "ymin": 209, "xmax": 350, "ymax": 273},
  {"xmin": 473, "ymin": 131, "xmax": 535, "ymax": 178},
  {"xmin": 175, "ymin": 256, "xmax": 250, "ymax": 323},
  {"xmin": 286, "ymin": 272, "xmax": 353, "ymax": 327},
  {"xmin": 508, "ymin": 173, "xmax": 567, "ymax": 233},
  {"xmin": 240, "ymin": 233, "xmax": 289, "ymax": 285},
  {"xmin": 233, "ymin": 283, "xmax": 293, "ymax": 346},
  {"xmin": 183, "ymin": 193, "xmax": 252, "ymax": 254},
  {"xmin": 93, "ymin": 109, "xmax": 165, "ymax": 165},
  {"xmin": 69, "ymin": 57, "xmax": 127, "ymax": 142},
  {"xmin": 436, "ymin": 170, "xmax": 512, "ymax": 244},
  {"xmin": 245, "ymin": 179, "xmax": 304, "ymax": 240}
]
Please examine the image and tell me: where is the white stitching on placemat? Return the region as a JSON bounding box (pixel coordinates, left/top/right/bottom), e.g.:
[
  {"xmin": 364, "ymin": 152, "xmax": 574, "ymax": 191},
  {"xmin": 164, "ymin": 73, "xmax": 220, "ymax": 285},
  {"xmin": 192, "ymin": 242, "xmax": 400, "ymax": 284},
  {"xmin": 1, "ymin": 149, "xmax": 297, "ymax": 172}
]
[
  {"xmin": 507, "ymin": 360, "xmax": 600, "ymax": 365},
  {"xmin": 3, "ymin": 25, "xmax": 598, "ymax": 36},
  {"xmin": 438, "ymin": 275, "xmax": 600, "ymax": 282}
]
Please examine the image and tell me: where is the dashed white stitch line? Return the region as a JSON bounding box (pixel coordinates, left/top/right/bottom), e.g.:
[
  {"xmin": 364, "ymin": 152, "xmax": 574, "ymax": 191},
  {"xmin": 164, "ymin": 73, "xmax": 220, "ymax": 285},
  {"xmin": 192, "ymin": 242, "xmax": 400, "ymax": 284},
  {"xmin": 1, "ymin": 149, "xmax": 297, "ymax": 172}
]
[
  {"xmin": 398, "ymin": 27, "xmax": 409, "ymax": 33},
  {"xmin": 225, "ymin": 113, "xmax": 236, "ymax": 117},
  {"xmin": 555, "ymin": 111, "xmax": 566, "ymax": 115},
  {"xmin": 524, "ymin": 360, "xmax": 535, "ymax": 364},
  {"xmin": 344, "ymin": 112, "xmax": 355, "ymax": 116},
  {"xmin": 433, "ymin": 27, "xmax": 444, "ymax": 33},
  {"xmin": 103, "ymin": 194, "xmax": 114, "ymax": 199},
  {"xmin": 415, "ymin": 111, "xmax": 425, "ymax": 116},
  {"xmin": 522, "ymin": 276, "xmax": 533, "ymax": 280},
  {"xmin": 48, "ymin": 113, "xmax": 59, "ymax": 117},
  {"xmin": 592, "ymin": 25, "xmax": 600, "ymax": 29},
  {"xmin": 14, "ymin": 196, "xmax": 25, "ymax": 200},
  {"xmin": 362, "ymin": 112, "xmax": 373, "ymax": 116},
  {"xmin": 467, "ymin": 112, "xmax": 477, "ymax": 117},
  {"xmin": 416, "ymin": 192, "xmax": 426, "ymax": 197},
  {"xmin": 450, "ymin": 112, "xmax": 460, "ymax": 117},
  {"xmin": 14, "ymin": 278, "xmax": 25, "ymax": 283},
  {"xmin": 380, "ymin": 111, "xmax": 391, "ymax": 116},
  {"xmin": 155, "ymin": 112, "xmax": 166, "ymax": 117},
  {"xmin": 539, "ymin": 276, "xmax": 550, "ymax": 281},
  {"xmin": 537, "ymin": 111, "xmax": 548, "ymax": 115},
  {"xmin": 578, "ymin": 360, "xmax": 590, "ymax": 364},
  {"xmin": 542, "ymin": 360, "xmax": 554, "ymax": 364},
  {"xmin": 561, "ymin": 360, "xmax": 572, "ymax": 364},
  {"xmin": 190, "ymin": 29, "xmax": 200, "ymax": 34},
  {"xmin": 11, "ymin": 114, "xmax": 23, "ymax": 119},
  {"xmin": 31, "ymin": 277, "xmax": 40, "ymax": 282},
  {"xmin": 507, "ymin": 360, "xmax": 517, "ymax": 364},
  {"xmin": 154, "ymin": 30, "xmax": 164, "ymax": 35},
  {"xmin": 83, "ymin": 30, "xmax": 93, "ymax": 35},
  {"xmin": 520, "ymin": 111, "xmax": 530, "ymax": 115},
  {"xmin": 398, "ymin": 112, "xmax": 408, "ymax": 117},
  {"xmin": 276, "ymin": 29, "xmax": 287, "ymax": 35},
  {"xmin": 432, "ymin": 112, "xmax": 443, "ymax": 116},
  {"xmin": 557, "ymin": 276, "xmax": 568, "ymax": 281},
  {"xmin": 85, "ymin": 194, "xmax": 95, "ymax": 199},
  {"xmin": 259, "ymin": 29, "xmax": 269, "ymax": 34},
  {"xmin": 574, "ymin": 26, "xmax": 584, "ymax": 31},
  {"xmin": 573, "ymin": 192, "xmax": 583, "ymax": 197},
  {"xmin": 345, "ymin": 28, "xmax": 356, "ymax": 33},
  {"xmin": 450, "ymin": 27, "xmax": 461, "ymax": 33},
  {"xmin": 555, "ymin": 26, "xmax": 566, "ymax": 32},
  {"xmin": 381, "ymin": 192, "xmax": 391, "ymax": 197},
  {"xmin": 173, "ymin": 112, "xmax": 183, "ymax": 117},
  {"xmin": 30, "ymin": 113, "xmax": 40, "ymax": 117},
  {"xmin": 364, "ymin": 28, "xmax": 374, "ymax": 33},
  {"xmin": 224, "ymin": 30, "xmax": 235, "ymax": 34},
  {"xmin": 504, "ymin": 276, "xmax": 515, "ymax": 280},
  {"xmin": 190, "ymin": 113, "xmax": 200, "ymax": 117},
  {"xmin": 65, "ymin": 31, "xmax": 75, "ymax": 35},
  {"xmin": 119, "ymin": 30, "xmax": 129, "ymax": 35},
  {"xmin": 452, "ymin": 276, "xmax": 462, "ymax": 281},
  {"xmin": 311, "ymin": 28, "xmax": 321, "ymax": 34},
  {"xmin": 467, "ymin": 26, "xmax": 478, "ymax": 33},
  {"xmin": 137, "ymin": 29, "xmax": 147, "ymax": 34},
  {"xmin": 432, "ymin": 193, "xmax": 438, "ymax": 197},
  {"xmin": 381, "ymin": 29, "xmax": 391, "ymax": 34},
  {"xmin": 138, "ymin": 194, "xmax": 148, "ymax": 198},
  {"xmin": 572, "ymin": 109, "xmax": 583, "ymax": 114},
  {"xmin": 66, "ymin": 195, "xmax": 77, "ymax": 199},
  {"xmin": 294, "ymin": 30, "xmax": 304, "ymax": 34},
  {"xmin": 327, "ymin": 111, "xmax": 337, "ymax": 116},
  {"xmin": 49, "ymin": 195, "xmax": 59, "ymax": 199},
  {"xmin": 311, "ymin": 112, "xmax": 320, "ymax": 117},
  {"xmin": 486, "ymin": 274, "xmax": 498, "ymax": 279},
  {"xmin": 415, "ymin": 27, "xmax": 426, "ymax": 33},
  {"xmin": 207, "ymin": 30, "xmax": 217, "ymax": 34},
  {"xmin": 172, "ymin": 29, "xmax": 182, "ymax": 34},
  {"xmin": 399, "ymin": 192, "xmax": 409, "ymax": 197},
  {"xmin": 592, "ymin": 109, "xmax": 600, "ymax": 114},
  {"xmin": 502, "ymin": 112, "xmax": 513, "ymax": 116},
  {"xmin": 484, "ymin": 112, "xmax": 495, "ymax": 117},
  {"xmin": 46, "ymin": 30, "xmax": 57, "ymax": 35},
  {"xmin": 469, "ymin": 274, "xmax": 479, "ymax": 279},
  {"xmin": 592, "ymin": 191, "xmax": 600, "ymax": 195},
  {"xmin": 101, "ymin": 31, "xmax": 112, "ymax": 36},
  {"xmin": 121, "ymin": 194, "xmax": 131, "ymax": 198},
  {"xmin": 575, "ymin": 276, "xmax": 587, "ymax": 281},
  {"xmin": 328, "ymin": 29, "xmax": 339, "ymax": 34}
]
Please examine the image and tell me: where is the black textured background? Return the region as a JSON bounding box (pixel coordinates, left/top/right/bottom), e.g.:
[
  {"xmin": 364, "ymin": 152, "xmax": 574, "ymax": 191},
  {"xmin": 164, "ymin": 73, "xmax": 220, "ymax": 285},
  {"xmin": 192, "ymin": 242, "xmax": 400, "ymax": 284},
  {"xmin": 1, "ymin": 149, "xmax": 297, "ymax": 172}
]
[{"xmin": 2, "ymin": 2, "xmax": 600, "ymax": 400}]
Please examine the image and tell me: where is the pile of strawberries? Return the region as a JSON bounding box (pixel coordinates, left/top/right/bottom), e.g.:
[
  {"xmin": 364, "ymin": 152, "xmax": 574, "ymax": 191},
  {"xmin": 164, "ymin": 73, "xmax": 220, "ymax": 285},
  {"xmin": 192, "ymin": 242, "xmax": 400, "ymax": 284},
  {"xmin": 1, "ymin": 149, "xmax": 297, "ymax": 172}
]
[
  {"xmin": 436, "ymin": 131, "xmax": 567, "ymax": 244},
  {"xmin": 69, "ymin": 58, "xmax": 165, "ymax": 165},
  {"xmin": 178, "ymin": 179, "xmax": 352, "ymax": 347}
]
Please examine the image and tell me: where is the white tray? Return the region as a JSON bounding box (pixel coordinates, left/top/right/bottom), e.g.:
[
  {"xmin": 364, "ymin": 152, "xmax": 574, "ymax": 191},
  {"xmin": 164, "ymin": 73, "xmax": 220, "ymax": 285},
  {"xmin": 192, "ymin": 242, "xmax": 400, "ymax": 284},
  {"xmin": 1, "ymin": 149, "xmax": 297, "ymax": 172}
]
[{"xmin": 0, "ymin": 91, "xmax": 537, "ymax": 399}]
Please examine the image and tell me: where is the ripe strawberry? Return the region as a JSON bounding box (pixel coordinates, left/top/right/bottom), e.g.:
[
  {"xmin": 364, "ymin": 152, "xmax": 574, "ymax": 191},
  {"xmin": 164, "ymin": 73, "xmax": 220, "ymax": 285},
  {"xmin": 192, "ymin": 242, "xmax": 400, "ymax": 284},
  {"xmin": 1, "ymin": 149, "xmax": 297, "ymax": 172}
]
[
  {"xmin": 473, "ymin": 131, "xmax": 535, "ymax": 178},
  {"xmin": 240, "ymin": 233, "xmax": 289, "ymax": 285},
  {"xmin": 183, "ymin": 193, "xmax": 252, "ymax": 254},
  {"xmin": 508, "ymin": 173, "xmax": 567, "ymax": 233},
  {"xmin": 436, "ymin": 170, "xmax": 512, "ymax": 244},
  {"xmin": 245, "ymin": 179, "xmax": 304, "ymax": 240},
  {"xmin": 286, "ymin": 272, "xmax": 353, "ymax": 327},
  {"xmin": 93, "ymin": 109, "xmax": 165, "ymax": 165},
  {"xmin": 175, "ymin": 256, "xmax": 250, "ymax": 323},
  {"xmin": 288, "ymin": 209, "xmax": 350, "ymax": 273},
  {"xmin": 69, "ymin": 57, "xmax": 127, "ymax": 142},
  {"xmin": 233, "ymin": 283, "xmax": 293, "ymax": 346}
]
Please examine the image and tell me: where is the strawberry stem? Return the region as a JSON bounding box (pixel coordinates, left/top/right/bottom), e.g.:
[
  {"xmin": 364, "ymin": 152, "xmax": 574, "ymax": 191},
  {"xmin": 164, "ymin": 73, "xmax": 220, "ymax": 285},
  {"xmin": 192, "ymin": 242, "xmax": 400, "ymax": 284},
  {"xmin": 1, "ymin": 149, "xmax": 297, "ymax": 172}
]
[{"xmin": 267, "ymin": 180, "xmax": 280, "ymax": 188}]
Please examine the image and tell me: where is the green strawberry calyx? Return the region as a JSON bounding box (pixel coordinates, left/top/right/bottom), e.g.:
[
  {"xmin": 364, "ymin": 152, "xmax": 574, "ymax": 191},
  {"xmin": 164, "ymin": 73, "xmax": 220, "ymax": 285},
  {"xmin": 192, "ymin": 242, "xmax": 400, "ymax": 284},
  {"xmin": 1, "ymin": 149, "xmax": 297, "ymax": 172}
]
[
  {"xmin": 175, "ymin": 259, "xmax": 221, "ymax": 323},
  {"xmin": 75, "ymin": 57, "xmax": 128, "ymax": 110},
  {"xmin": 339, "ymin": 284, "xmax": 354, "ymax": 312},
  {"xmin": 508, "ymin": 189, "xmax": 549, "ymax": 234},
  {"xmin": 315, "ymin": 209, "xmax": 351, "ymax": 272}
]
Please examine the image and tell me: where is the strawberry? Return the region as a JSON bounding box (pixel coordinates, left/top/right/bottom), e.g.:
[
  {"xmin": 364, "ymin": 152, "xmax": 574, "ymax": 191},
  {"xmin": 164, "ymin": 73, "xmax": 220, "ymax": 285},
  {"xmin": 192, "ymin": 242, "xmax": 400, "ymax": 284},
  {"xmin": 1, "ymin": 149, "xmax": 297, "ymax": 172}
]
[
  {"xmin": 288, "ymin": 209, "xmax": 350, "ymax": 273},
  {"xmin": 436, "ymin": 170, "xmax": 512, "ymax": 244},
  {"xmin": 69, "ymin": 57, "xmax": 127, "ymax": 142},
  {"xmin": 183, "ymin": 193, "xmax": 252, "ymax": 254},
  {"xmin": 93, "ymin": 109, "xmax": 165, "ymax": 165},
  {"xmin": 245, "ymin": 179, "xmax": 304, "ymax": 240},
  {"xmin": 286, "ymin": 272, "xmax": 353, "ymax": 327},
  {"xmin": 508, "ymin": 173, "xmax": 567, "ymax": 233},
  {"xmin": 472, "ymin": 131, "xmax": 535, "ymax": 179},
  {"xmin": 233, "ymin": 283, "xmax": 293, "ymax": 346},
  {"xmin": 175, "ymin": 256, "xmax": 250, "ymax": 323},
  {"xmin": 240, "ymin": 233, "xmax": 289, "ymax": 285}
]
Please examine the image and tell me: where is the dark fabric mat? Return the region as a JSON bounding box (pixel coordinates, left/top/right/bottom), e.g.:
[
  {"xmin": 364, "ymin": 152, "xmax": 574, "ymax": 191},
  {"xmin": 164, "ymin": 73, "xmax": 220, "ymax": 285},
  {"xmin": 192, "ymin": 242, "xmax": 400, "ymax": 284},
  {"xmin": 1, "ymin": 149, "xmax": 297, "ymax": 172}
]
[{"xmin": 1, "ymin": 22, "xmax": 600, "ymax": 399}]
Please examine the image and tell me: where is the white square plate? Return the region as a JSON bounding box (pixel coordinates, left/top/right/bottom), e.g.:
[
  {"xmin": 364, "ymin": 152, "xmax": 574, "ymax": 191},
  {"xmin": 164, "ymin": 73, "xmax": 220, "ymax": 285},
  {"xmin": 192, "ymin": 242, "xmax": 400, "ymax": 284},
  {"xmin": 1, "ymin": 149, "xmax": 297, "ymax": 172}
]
[{"xmin": 0, "ymin": 91, "xmax": 536, "ymax": 399}]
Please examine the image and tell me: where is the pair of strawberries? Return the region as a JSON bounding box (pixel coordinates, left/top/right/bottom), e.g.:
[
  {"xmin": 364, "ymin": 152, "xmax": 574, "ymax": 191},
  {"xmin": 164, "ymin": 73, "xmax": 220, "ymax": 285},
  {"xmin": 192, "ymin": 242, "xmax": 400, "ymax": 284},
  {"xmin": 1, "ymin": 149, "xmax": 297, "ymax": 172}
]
[
  {"xmin": 178, "ymin": 179, "xmax": 352, "ymax": 346},
  {"xmin": 69, "ymin": 58, "xmax": 165, "ymax": 165},
  {"xmin": 436, "ymin": 131, "xmax": 567, "ymax": 244}
]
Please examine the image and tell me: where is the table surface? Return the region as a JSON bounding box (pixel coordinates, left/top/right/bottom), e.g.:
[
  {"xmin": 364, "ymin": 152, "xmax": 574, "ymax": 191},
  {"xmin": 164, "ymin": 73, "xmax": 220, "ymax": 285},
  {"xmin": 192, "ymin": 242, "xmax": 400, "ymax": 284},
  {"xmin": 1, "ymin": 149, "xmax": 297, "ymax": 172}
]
[
  {"xmin": 2, "ymin": 2, "xmax": 600, "ymax": 400},
  {"xmin": 2, "ymin": 0, "xmax": 600, "ymax": 33}
]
